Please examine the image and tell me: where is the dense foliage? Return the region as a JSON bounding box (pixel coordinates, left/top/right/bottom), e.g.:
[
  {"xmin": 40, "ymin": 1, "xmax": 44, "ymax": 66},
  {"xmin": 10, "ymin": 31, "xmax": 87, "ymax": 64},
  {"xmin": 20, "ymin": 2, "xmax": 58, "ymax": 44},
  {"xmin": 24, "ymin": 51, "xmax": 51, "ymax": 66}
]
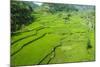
[{"xmin": 11, "ymin": 1, "xmax": 37, "ymax": 32}]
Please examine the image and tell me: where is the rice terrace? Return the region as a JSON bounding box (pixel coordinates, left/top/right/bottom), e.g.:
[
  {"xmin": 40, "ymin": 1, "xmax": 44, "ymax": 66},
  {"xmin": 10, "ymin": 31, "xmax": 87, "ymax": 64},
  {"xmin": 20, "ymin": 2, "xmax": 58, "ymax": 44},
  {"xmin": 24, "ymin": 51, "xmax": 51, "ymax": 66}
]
[{"xmin": 11, "ymin": 1, "xmax": 95, "ymax": 66}]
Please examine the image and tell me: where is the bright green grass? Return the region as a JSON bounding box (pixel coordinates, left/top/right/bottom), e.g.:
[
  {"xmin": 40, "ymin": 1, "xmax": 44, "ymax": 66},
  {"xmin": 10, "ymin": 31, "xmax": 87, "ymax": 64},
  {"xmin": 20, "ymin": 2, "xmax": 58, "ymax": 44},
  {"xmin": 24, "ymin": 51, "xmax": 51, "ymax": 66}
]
[
  {"xmin": 11, "ymin": 34, "xmax": 62, "ymax": 65},
  {"xmin": 11, "ymin": 13, "xmax": 95, "ymax": 66}
]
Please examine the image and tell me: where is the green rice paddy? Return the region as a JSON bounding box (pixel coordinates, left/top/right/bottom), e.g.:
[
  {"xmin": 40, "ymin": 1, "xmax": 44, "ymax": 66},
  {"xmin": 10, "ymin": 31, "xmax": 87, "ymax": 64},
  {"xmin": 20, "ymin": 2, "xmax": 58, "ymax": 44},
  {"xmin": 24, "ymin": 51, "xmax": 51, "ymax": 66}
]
[{"xmin": 11, "ymin": 12, "xmax": 95, "ymax": 66}]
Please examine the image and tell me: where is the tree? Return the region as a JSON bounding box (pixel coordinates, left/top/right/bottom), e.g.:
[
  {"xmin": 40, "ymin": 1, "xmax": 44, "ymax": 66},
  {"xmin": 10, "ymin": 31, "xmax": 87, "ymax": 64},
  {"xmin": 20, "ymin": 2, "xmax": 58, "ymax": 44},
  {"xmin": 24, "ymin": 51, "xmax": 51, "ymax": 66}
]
[
  {"xmin": 11, "ymin": 1, "xmax": 37, "ymax": 32},
  {"xmin": 42, "ymin": 3, "xmax": 78, "ymax": 14}
]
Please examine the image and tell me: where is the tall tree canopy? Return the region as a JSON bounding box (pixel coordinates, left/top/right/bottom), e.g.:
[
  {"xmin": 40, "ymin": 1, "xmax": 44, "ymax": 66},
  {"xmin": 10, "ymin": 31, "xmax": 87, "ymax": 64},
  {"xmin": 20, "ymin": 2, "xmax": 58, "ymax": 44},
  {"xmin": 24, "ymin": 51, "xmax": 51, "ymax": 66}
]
[{"xmin": 11, "ymin": 1, "xmax": 38, "ymax": 32}]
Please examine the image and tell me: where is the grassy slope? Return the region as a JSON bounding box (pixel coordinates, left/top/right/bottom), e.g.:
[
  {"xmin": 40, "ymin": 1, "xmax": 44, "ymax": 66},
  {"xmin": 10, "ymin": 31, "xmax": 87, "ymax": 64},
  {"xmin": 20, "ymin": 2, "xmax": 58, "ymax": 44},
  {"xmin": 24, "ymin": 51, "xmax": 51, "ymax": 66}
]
[{"xmin": 11, "ymin": 13, "xmax": 95, "ymax": 66}]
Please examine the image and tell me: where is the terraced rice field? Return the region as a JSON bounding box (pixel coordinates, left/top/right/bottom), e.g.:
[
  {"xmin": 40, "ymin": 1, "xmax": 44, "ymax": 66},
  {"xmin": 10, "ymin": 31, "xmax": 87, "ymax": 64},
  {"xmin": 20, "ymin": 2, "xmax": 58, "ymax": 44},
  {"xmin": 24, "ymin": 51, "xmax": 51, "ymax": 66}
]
[{"xmin": 11, "ymin": 13, "xmax": 95, "ymax": 66}]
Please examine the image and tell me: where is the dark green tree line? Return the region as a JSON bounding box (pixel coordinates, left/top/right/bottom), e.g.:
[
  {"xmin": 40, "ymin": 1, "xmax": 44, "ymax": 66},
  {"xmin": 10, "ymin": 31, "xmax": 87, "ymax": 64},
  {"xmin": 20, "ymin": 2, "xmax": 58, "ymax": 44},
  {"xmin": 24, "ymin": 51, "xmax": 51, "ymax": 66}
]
[
  {"xmin": 11, "ymin": 1, "xmax": 38, "ymax": 32},
  {"xmin": 41, "ymin": 3, "xmax": 78, "ymax": 14}
]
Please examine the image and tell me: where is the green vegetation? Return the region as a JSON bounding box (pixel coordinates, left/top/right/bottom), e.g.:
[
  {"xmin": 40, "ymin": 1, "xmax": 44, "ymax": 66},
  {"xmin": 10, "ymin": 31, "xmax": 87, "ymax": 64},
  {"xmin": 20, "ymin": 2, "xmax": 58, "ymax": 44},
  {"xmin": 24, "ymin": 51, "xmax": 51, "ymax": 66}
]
[{"xmin": 11, "ymin": 1, "xmax": 95, "ymax": 66}]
